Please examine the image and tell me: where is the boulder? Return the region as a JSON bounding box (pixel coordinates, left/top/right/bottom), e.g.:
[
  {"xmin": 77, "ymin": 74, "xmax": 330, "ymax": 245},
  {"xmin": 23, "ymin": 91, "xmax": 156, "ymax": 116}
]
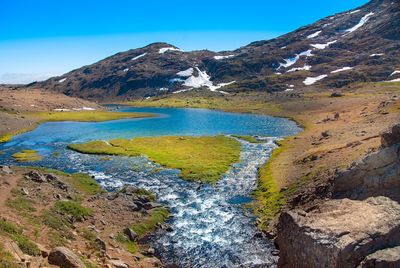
[
  {"xmin": 108, "ymin": 259, "xmax": 129, "ymax": 268},
  {"xmin": 0, "ymin": 165, "xmax": 12, "ymax": 174},
  {"xmin": 123, "ymin": 228, "xmax": 138, "ymax": 242},
  {"xmin": 95, "ymin": 236, "xmax": 107, "ymax": 251},
  {"xmin": 25, "ymin": 170, "xmax": 46, "ymax": 183},
  {"xmin": 48, "ymin": 247, "xmax": 85, "ymax": 268},
  {"xmin": 276, "ymin": 197, "xmax": 400, "ymax": 268},
  {"xmin": 358, "ymin": 246, "xmax": 400, "ymax": 268}
]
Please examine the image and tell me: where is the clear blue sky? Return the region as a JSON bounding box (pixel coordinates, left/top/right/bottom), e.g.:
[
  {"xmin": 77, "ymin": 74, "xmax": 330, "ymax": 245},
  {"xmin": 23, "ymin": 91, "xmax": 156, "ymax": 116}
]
[{"xmin": 0, "ymin": 0, "xmax": 368, "ymax": 84}]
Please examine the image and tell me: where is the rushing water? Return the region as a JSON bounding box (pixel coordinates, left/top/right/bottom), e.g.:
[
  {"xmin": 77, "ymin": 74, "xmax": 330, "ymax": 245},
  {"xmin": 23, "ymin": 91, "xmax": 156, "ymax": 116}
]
[{"xmin": 0, "ymin": 107, "xmax": 301, "ymax": 267}]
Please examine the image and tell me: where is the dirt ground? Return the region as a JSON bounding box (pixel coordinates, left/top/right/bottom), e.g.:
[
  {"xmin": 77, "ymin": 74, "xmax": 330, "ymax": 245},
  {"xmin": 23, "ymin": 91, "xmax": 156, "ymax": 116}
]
[{"xmin": 0, "ymin": 166, "xmax": 164, "ymax": 267}]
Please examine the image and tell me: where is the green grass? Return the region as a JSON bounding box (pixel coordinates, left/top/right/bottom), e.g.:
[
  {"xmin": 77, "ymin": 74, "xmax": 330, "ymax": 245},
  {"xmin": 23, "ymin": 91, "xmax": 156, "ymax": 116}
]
[
  {"xmin": 252, "ymin": 142, "xmax": 286, "ymax": 231},
  {"xmin": 12, "ymin": 149, "xmax": 42, "ymax": 162},
  {"xmin": 0, "ymin": 242, "xmax": 18, "ymax": 268},
  {"xmin": 53, "ymin": 200, "xmax": 92, "ymax": 218},
  {"xmin": 29, "ymin": 111, "xmax": 155, "ymax": 122},
  {"xmin": 28, "ymin": 167, "xmax": 103, "ymax": 195},
  {"xmin": 115, "ymin": 233, "xmax": 138, "ymax": 254},
  {"xmin": 69, "ymin": 136, "xmax": 242, "ymax": 184},
  {"xmin": 231, "ymin": 135, "xmax": 265, "ymax": 143},
  {"xmin": 131, "ymin": 208, "xmax": 170, "ymax": 237},
  {"xmin": 0, "ymin": 134, "xmax": 13, "ymax": 143},
  {"xmin": 6, "ymin": 195, "xmax": 37, "ymax": 213},
  {"xmin": 0, "ymin": 218, "xmax": 41, "ymax": 256}
]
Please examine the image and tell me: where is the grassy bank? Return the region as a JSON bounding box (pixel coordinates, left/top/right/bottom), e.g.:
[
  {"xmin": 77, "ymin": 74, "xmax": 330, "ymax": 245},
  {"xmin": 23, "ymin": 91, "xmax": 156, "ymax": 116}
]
[
  {"xmin": 0, "ymin": 110, "xmax": 155, "ymax": 143},
  {"xmin": 29, "ymin": 110, "xmax": 155, "ymax": 122},
  {"xmin": 69, "ymin": 136, "xmax": 242, "ymax": 184}
]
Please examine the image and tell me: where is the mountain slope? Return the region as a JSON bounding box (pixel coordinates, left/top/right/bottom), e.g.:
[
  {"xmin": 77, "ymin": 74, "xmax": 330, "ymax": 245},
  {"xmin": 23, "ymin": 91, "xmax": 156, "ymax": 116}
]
[{"xmin": 34, "ymin": 0, "xmax": 400, "ymax": 100}]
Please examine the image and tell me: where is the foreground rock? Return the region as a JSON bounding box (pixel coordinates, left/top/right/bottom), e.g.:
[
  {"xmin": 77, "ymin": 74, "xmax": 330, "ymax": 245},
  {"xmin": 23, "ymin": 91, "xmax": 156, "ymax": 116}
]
[
  {"xmin": 48, "ymin": 247, "xmax": 85, "ymax": 268},
  {"xmin": 277, "ymin": 197, "xmax": 400, "ymax": 268}
]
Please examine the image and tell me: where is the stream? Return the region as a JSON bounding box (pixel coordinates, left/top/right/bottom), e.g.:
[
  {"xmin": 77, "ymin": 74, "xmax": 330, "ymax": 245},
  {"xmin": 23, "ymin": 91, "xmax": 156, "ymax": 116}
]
[{"xmin": 0, "ymin": 107, "xmax": 301, "ymax": 267}]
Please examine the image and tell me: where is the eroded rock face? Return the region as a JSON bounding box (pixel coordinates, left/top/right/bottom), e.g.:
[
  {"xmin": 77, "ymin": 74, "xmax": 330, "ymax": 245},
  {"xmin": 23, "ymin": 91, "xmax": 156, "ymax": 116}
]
[
  {"xmin": 333, "ymin": 124, "xmax": 400, "ymax": 201},
  {"xmin": 48, "ymin": 247, "xmax": 85, "ymax": 268},
  {"xmin": 276, "ymin": 197, "xmax": 400, "ymax": 268}
]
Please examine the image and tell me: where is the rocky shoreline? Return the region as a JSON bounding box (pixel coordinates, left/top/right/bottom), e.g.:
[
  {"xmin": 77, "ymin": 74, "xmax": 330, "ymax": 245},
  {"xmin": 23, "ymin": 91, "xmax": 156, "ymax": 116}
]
[{"xmin": 276, "ymin": 124, "xmax": 400, "ymax": 267}]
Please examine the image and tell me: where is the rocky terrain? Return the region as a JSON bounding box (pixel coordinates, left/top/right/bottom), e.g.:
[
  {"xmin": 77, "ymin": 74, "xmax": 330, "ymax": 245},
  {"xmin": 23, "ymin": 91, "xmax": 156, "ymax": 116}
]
[
  {"xmin": 32, "ymin": 0, "xmax": 399, "ymax": 100},
  {"xmin": 0, "ymin": 166, "xmax": 168, "ymax": 267},
  {"xmin": 276, "ymin": 124, "xmax": 400, "ymax": 268}
]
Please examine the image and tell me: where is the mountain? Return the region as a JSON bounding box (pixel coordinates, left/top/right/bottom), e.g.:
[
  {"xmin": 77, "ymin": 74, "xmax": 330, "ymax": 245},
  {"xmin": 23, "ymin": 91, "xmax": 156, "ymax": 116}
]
[{"xmin": 34, "ymin": 0, "xmax": 400, "ymax": 100}]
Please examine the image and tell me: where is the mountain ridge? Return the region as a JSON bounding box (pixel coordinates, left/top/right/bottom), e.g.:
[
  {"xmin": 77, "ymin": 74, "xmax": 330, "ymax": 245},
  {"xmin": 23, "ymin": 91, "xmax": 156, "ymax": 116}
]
[{"xmin": 33, "ymin": 0, "xmax": 400, "ymax": 100}]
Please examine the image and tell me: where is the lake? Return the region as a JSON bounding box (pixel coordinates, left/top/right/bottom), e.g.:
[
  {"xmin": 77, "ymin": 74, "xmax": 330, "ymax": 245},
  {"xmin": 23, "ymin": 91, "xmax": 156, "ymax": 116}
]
[{"xmin": 0, "ymin": 107, "xmax": 301, "ymax": 267}]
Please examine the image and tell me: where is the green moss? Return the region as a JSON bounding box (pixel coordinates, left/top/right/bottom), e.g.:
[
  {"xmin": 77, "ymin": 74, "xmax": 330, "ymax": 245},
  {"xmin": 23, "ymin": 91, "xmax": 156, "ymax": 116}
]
[
  {"xmin": 69, "ymin": 136, "xmax": 242, "ymax": 184},
  {"xmin": 0, "ymin": 219, "xmax": 40, "ymax": 256},
  {"xmin": 53, "ymin": 200, "xmax": 92, "ymax": 218},
  {"xmin": 48, "ymin": 231, "xmax": 68, "ymax": 247},
  {"xmin": 131, "ymin": 208, "xmax": 170, "ymax": 237},
  {"xmin": 115, "ymin": 233, "xmax": 138, "ymax": 254},
  {"xmin": 29, "ymin": 111, "xmax": 155, "ymax": 122},
  {"xmin": 231, "ymin": 135, "xmax": 265, "ymax": 143},
  {"xmin": 12, "ymin": 149, "xmax": 42, "ymax": 162}
]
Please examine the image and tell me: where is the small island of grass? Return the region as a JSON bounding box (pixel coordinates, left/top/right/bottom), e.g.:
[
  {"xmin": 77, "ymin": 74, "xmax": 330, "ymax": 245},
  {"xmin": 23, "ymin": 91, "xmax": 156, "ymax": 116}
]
[
  {"xmin": 12, "ymin": 150, "xmax": 42, "ymax": 162},
  {"xmin": 68, "ymin": 136, "xmax": 242, "ymax": 184}
]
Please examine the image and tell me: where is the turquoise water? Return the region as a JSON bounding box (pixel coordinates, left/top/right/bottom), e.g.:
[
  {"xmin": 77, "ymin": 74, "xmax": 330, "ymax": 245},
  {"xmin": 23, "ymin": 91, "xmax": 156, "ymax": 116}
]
[{"xmin": 0, "ymin": 107, "xmax": 301, "ymax": 268}]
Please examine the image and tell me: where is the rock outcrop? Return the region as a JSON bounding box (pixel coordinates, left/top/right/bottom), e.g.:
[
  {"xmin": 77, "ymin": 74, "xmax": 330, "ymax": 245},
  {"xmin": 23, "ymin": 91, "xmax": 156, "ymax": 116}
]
[
  {"xmin": 277, "ymin": 124, "xmax": 400, "ymax": 268},
  {"xmin": 333, "ymin": 124, "xmax": 400, "ymax": 201},
  {"xmin": 277, "ymin": 197, "xmax": 400, "ymax": 268}
]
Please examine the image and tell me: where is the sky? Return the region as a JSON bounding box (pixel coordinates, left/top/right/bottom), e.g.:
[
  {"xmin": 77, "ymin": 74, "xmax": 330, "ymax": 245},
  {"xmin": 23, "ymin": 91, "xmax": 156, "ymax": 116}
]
[{"xmin": 0, "ymin": 0, "xmax": 369, "ymax": 84}]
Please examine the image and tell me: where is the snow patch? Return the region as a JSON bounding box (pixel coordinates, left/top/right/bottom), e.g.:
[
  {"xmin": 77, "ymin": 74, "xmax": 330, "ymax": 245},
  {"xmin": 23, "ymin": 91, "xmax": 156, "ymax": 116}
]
[
  {"xmin": 123, "ymin": 68, "xmax": 129, "ymax": 72},
  {"xmin": 331, "ymin": 67, "xmax": 353, "ymax": 73},
  {"xmin": 287, "ymin": 65, "xmax": 312, "ymax": 73},
  {"xmin": 278, "ymin": 50, "xmax": 314, "ymax": 69},
  {"xmin": 214, "ymin": 55, "xmax": 235, "ymax": 60},
  {"xmin": 386, "ymin": 78, "xmax": 400, "ymax": 83},
  {"xmin": 307, "ymin": 30, "xmax": 322, "ymax": 39},
  {"xmin": 173, "ymin": 88, "xmax": 192, "ymax": 94},
  {"xmin": 344, "ymin": 12, "xmax": 374, "ymax": 34},
  {"xmin": 285, "ymin": 88, "xmax": 294, "ymax": 92},
  {"xmin": 180, "ymin": 67, "xmax": 234, "ymax": 94},
  {"xmin": 158, "ymin": 88, "xmax": 169, "ymax": 91},
  {"xmin": 72, "ymin": 107, "xmax": 96, "ymax": 111},
  {"xmin": 311, "ymin": 40, "xmax": 337, "ymax": 50},
  {"xmin": 303, "ymin": 74, "xmax": 328, "ymax": 85},
  {"xmin": 370, "ymin": 53, "xmax": 384, "ymax": 57},
  {"xmin": 58, "ymin": 78, "xmax": 67, "ymax": 83},
  {"xmin": 177, "ymin": 68, "xmax": 194, "ymax": 77},
  {"xmin": 390, "ymin": 70, "xmax": 400, "ymax": 76},
  {"xmin": 53, "ymin": 108, "xmax": 71, "ymax": 111},
  {"xmin": 159, "ymin": 47, "xmax": 180, "ymax": 54},
  {"xmin": 131, "ymin": 53, "xmax": 147, "ymax": 61},
  {"xmin": 349, "ymin": 10, "xmax": 361, "ymax": 14}
]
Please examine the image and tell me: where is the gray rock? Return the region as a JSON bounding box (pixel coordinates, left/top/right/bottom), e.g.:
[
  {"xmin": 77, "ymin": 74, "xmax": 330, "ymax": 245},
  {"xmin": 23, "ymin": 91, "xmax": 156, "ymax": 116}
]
[
  {"xmin": 48, "ymin": 247, "xmax": 85, "ymax": 268},
  {"xmin": 276, "ymin": 197, "xmax": 400, "ymax": 268},
  {"xmin": 358, "ymin": 246, "xmax": 400, "ymax": 268},
  {"xmin": 25, "ymin": 170, "xmax": 46, "ymax": 183},
  {"xmin": 143, "ymin": 202, "xmax": 163, "ymax": 210},
  {"xmin": 123, "ymin": 228, "xmax": 138, "ymax": 242},
  {"xmin": 108, "ymin": 259, "xmax": 129, "ymax": 268},
  {"xmin": 95, "ymin": 236, "xmax": 107, "ymax": 251},
  {"xmin": 0, "ymin": 165, "xmax": 12, "ymax": 174}
]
